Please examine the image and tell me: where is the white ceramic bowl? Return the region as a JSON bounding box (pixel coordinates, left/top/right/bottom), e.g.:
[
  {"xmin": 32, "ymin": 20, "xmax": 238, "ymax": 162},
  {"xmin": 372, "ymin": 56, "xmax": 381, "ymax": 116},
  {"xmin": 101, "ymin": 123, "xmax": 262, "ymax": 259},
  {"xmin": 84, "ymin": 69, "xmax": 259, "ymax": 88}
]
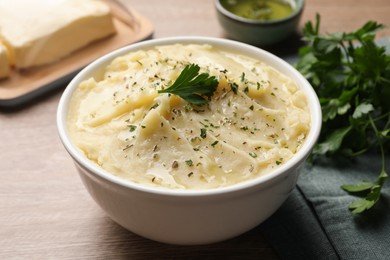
[{"xmin": 57, "ymin": 36, "xmax": 321, "ymax": 245}]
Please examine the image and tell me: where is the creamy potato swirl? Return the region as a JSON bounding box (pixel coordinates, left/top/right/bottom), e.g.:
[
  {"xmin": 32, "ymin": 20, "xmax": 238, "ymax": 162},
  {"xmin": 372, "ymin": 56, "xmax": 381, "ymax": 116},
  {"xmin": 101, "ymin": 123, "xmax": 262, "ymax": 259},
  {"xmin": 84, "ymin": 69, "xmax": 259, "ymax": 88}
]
[{"xmin": 68, "ymin": 44, "xmax": 310, "ymax": 190}]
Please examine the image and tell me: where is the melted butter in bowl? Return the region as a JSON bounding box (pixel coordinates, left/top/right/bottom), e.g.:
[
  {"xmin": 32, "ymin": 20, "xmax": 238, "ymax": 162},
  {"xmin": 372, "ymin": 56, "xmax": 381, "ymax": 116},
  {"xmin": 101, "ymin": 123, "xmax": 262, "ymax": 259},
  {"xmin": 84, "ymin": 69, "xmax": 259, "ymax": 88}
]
[
  {"xmin": 215, "ymin": 0, "xmax": 304, "ymax": 46},
  {"xmin": 220, "ymin": 0, "xmax": 295, "ymax": 22}
]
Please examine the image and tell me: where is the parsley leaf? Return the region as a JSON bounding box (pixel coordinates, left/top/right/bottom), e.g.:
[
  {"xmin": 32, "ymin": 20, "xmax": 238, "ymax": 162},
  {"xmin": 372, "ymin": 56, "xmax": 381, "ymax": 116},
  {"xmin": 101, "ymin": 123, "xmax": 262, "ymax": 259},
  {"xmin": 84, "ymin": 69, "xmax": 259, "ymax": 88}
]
[
  {"xmin": 352, "ymin": 103, "xmax": 374, "ymax": 119},
  {"xmin": 342, "ymin": 167, "xmax": 387, "ymax": 214},
  {"xmin": 313, "ymin": 126, "xmax": 351, "ymax": 155},
  {"xmin": 341, "ymin": 181, "xmax": 376, "ymax": 193},
  {"xmin": 297, "ymin": 14, "xmax": 390, "ymax": 214},
  {"xmin": 158, "ymin": 64, "xmax": 219, "ymax": 105}
]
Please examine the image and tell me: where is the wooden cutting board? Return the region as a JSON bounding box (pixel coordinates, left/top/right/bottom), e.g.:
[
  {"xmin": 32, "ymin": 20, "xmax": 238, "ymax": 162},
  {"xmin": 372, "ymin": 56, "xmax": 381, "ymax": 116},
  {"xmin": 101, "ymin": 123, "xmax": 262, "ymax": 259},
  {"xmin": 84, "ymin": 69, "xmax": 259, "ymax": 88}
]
[{"xmin": 0, "ymin": 5, "xmax": 153, "ymax": 107}]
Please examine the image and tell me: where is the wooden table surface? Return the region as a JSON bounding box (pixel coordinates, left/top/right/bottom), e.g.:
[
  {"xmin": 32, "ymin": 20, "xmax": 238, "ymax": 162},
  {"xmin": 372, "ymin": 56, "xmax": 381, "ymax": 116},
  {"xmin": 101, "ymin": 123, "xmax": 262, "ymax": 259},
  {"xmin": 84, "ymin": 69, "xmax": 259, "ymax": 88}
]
[{"xmin": 1, "ymin": 0, "xmax": 389, "ymax": 259}]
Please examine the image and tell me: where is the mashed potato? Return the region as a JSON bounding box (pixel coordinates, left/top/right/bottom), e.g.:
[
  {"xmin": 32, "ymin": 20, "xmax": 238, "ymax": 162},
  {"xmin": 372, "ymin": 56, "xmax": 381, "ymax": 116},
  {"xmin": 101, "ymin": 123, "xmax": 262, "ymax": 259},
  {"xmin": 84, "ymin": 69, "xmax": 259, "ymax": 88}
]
[{"xmin": 67, "ymin": 44, "xmax": 310, "ymax": 190}]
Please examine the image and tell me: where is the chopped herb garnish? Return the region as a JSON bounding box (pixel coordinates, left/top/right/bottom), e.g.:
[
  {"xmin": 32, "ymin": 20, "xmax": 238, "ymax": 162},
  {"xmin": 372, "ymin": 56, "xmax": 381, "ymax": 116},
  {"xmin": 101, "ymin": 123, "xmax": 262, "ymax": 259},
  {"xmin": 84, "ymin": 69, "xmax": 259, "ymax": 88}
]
[
  {"xmin": 128, "ymin": 125, "xmax": 137, "ymax": 132},
  {"xmin": 185, "ymin": 160, "xmax": 193, "ymax": 166},
  {"xmin": 211, "ymin": 140, "xmax": 219, "ymax": 147},
  {"xmin": 122, "ymin": 144, "xmax": 133, "ymax": 151},
  {"xmin": 158, "ymin": 64, "xmax": 219, "ymax": 105},
  {"xmin": 200, "ymin": 128, "xmax": 207, "ymax": 139},
  {"xmin": 240, "ymin": 72, "xmax": 246, "ymax": 82},
  {"xmin": 249, "ymin": 152, "xmax": 257, "ymax": 158},
  {"xmin": 229, "ymin": 82, "xmax": 239, "ymax": 94},
  {"xmin": 150, "ymin": 103, "xmax": 159, "ymax": 110}
]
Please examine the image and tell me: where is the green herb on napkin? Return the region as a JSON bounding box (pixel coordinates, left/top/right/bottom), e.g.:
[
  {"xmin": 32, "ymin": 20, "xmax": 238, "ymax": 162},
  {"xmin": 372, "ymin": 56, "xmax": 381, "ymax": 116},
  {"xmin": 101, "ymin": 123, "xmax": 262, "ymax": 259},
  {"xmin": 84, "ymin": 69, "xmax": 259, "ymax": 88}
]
[{"xmin": 296, "ymin": 14, "xmax": 390, "ymax": 214}]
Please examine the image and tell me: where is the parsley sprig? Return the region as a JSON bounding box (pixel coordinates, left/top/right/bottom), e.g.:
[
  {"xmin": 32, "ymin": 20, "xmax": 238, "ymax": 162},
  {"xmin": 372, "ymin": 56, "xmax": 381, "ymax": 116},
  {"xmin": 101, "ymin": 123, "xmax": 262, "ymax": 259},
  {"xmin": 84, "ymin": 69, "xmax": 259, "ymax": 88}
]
[
  {"xmin": 296, "ymin": 14, "xmax": 390, "ymax": 214},
  {"xmin": 158, "ymin": 64, "xmax": 219, "ymax": 105}
]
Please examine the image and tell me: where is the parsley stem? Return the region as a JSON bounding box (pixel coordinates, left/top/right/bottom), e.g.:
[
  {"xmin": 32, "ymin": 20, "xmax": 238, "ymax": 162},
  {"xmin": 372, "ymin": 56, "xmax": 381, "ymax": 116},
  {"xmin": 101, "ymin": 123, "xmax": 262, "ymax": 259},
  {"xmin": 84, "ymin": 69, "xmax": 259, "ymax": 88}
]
[
  {"xmin": 340, "ymin": 41, "xmax": 353, "ymax": 66},
  {"xmin": 380, "ymin": 77, "xmax": 390, "ymax": 84},
  {"xmin": 368, "ymin": 114, "xmax": 388, "ymax": 180},
  {"xmin": 372, "ymin": 111, "xmax": 390, "ymax": 123},
  {"xmin": 347, "ymin": 148, "xmax": 368, "ymax": 157}
]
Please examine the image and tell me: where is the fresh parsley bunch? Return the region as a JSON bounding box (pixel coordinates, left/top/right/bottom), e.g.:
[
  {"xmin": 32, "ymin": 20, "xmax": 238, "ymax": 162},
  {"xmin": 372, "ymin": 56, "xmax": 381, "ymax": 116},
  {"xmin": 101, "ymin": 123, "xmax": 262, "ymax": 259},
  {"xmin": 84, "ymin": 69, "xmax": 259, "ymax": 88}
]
[{"xmin": 296, "ymin": 15, "xmax": 390, "ymax": 214}]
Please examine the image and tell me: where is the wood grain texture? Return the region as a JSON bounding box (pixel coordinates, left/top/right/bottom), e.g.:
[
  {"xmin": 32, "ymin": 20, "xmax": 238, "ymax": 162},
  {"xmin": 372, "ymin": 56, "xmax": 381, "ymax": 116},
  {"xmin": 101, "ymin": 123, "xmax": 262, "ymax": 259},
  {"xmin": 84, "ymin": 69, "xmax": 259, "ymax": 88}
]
[
  {"xmin": 0, "ymin": 8, "xmax": 153, "ymax": 102},
  {"xmin": 1, "ymin": 0, "xmax": 389, "ymax": 259}
]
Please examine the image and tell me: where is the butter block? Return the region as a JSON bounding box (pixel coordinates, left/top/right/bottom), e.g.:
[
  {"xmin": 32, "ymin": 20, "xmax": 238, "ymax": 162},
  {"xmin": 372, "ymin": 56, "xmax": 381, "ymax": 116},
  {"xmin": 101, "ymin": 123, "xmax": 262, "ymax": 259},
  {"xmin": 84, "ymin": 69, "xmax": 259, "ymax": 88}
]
[
  {"xmin": 0, "ymin": 44, "xmax": 10, "ymax": 79},
  {"xmin": 0, "ymin": 0, "xmax": 116, "ymax": 69}
]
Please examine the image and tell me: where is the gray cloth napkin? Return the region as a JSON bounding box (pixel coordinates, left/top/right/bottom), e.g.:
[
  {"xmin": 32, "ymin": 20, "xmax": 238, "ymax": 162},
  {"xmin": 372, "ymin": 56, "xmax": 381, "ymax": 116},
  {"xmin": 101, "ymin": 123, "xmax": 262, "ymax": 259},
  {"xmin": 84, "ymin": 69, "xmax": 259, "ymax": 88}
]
[{"xmin": 259, "ymin": 154, "xmax": 390, "ymax": 260}]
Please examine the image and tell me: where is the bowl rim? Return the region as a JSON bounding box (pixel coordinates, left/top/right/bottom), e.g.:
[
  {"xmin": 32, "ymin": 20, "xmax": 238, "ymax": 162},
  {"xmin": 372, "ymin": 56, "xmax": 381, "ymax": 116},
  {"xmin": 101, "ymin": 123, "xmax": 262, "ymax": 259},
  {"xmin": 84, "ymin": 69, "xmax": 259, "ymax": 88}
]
[
  {"xmin": 215, "ymin": 0, "xmax": 305, "ymax": 26},
  {"xmin": 57, "ymin": 36, "xmax": 321, "ymax": 198}
]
